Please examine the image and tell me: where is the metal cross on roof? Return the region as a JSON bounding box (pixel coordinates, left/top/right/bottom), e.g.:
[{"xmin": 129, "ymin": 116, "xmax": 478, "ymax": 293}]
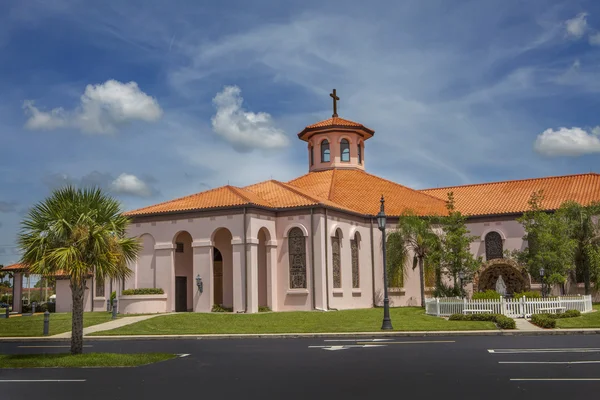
[{"xmin": 330, "ymin": 89, "xmax": 339, "ymax": 117}]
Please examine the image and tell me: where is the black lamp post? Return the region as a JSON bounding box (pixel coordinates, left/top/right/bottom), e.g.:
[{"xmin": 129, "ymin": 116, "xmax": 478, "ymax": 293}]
[
  {"xmin": 539, "ymin": 267, "xmax": 545, "ymax": 298},
  {"xmin": 377, "ymin": 195, "xmax": 393, "ymax": 330}
]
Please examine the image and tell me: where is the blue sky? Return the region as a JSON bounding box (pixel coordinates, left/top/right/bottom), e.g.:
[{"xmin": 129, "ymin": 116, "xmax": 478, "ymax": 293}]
[{"xmin": 1, "ymin": 0, "xmax": 600, "ymax": 265}]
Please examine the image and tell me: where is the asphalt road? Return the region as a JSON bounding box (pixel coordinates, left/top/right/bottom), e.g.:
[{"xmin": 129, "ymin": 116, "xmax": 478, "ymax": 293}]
[{"xmin": 2, "ymin": 334, "xmax": 600, "ymax": 399}]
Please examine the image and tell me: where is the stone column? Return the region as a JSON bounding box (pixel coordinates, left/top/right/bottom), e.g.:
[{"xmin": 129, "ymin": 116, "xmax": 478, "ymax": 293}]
[
  {"xmin": 266, "ymin": 240, "xmax": 278, "ymax": 311},
  {"xmin": 154, "ymin": 242, "xmax": 175, "ymax": 312},
  {"xmin": 13, "ymin": 272, "xmax": 23, "ymax": 313},
  {"xmin": 246, "ymin": 238, "xmax": 259, "ymax": 314},
  {"xmin": 192, "ymin": 240, "xmax": 213, "ymax": 312},
  {"xmin": 231, "ymin": 238, "xmax": 246, "ymax": 313}
]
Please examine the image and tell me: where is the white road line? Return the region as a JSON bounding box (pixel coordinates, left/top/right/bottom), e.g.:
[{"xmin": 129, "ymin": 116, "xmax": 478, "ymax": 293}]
[
  {"xmin": 489, "ymin": 348, "xmax": 600, "ymax": 354},
  {"xmin": 500, "ymin": 361, "xmax": 600, "ymax": 365},
  {"xmin": 323, "ymin": 339, "xmax": 393, "ymax": 342},
  {"xmin": 18, "ymin": 345, "xmax": 93, "ymax": 348},
  {"xmin": 309, "ymin": 345, "xmax": 387, "ymax": 348},
  {"xmin": 357, "ymin": 340, "xmax": 455, "ymax": 345},
  {"xmin": 176, "ymin": 354, "xmax": 190, "ymax": 358},
  {"xmin": 0, "ymin": 380, "xmax": 86, "ymax": 383},
  {"xmin": 511, "ymin": 378, "xmax": 600, "ymax": 381}
]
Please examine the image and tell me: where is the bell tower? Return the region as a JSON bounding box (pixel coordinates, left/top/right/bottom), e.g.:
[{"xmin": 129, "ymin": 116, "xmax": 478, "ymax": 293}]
[{"xmin": 297, "ymin": 89, "xmax": 375, "ymax": 172}]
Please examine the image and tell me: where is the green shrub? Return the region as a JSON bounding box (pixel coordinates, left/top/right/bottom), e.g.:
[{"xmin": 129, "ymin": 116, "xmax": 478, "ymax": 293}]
[
  {"xmin": 472, "ymin": 290, "xmax": 501, "ymax": 300},
  {"xmin": 512, "ymin": 291, "xmax": 541, "ymax": 299},
  {"xmin": 121, "ymin": 288, "xmax": 164, "ymax": 295},
  {"xmin": 531, "ymin": 313, "xmax": 556, "ymax": 328},
  {"xmin": 258, "ymin": 306, "xmax": 271, "ymax": 312},
  {"xmin": 212, "ymin": 304, "xmax": 233, "ymax": 313},
  {"xmin": 448, "ymin": 313, "xmax": 515, "ymax": 329},
  {"xmin": 560, "ymin": 309, "xmax": 581, "ymax": 318}
]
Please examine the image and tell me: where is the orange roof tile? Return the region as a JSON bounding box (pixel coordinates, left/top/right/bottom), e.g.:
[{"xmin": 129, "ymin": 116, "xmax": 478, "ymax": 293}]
[
  {"xmin": 124, "ymin": 185, "xmax": 274, "ymax": 216},
  {"xmin": 1, "ymin": 263, "xmax": 27, "ymax": 272},
  {"xmin": 421, "ymin": 173, "xmax": 600, "ymax": 216},
  {"xmin": 298, "ymin": 116, "xmax": 375, "ymax": 141},
  {"xmin": 288, "ymin": 169, "xmax": 448, "ymax": 216}
]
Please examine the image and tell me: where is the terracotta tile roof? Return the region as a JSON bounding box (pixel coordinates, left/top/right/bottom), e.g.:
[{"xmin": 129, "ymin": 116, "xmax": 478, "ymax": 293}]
[
  {"xmin": 244, "ymin": 179, "xmax": 358, "ymax": 213},
  {"xmin": 298, "ymin": 116, "xmax": 375, "ymax": 141},
  {"xmin": 421, "ymin": 173, "xmax": 600, "ymax": 216},
  {"xmin": 288, "ymin": 169, "xmax": 448, "ymax": 216},
  {"xmin": 1, "ymin": 263, "xmax": 27, "ymax": 272},
  {"xmin": 124, "ymin": 185, "xmax": 274, "ymax": 216}
]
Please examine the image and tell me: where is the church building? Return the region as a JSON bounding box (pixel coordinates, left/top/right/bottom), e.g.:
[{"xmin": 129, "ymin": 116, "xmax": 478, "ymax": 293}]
[{"xmin": 4, "ymin": 91, "xmax": 600, "ymax": 314}]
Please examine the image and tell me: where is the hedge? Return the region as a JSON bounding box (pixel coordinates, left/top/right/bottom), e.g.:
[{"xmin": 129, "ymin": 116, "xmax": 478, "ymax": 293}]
[
  {"xmin": 530, "ymin": 309, "xmax": 581, "ymax": 328},
  {"xmin": 448, "ymin": 313, "xmax": 516, "ymax": 329},
  {"xmin": 512, "ymin": 291, "xmax": 541, "ymax": 299},
  {"xmin": 472, "ymin": 290, "xmax": 501, "ymax": 300},
  {"xmin": 121, "ymin": 288, "xmax": 164, "ymax": 295}
]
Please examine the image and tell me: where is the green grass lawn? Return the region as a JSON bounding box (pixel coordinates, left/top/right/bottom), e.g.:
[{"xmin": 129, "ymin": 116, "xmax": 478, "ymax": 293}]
[
  {"xmin": 0, "ymin": 353, "xmax": 176, "ymax": 368},
  {"xmin": 556, "ymin": 304, "xmax": 600, "ymax": 329},
  {"xmin": 94, "ymin": 307, "xmax": 496, "ymax": 335},
  {"xmin": 0, "ymin": 312, "xmax": 115, "ymax": 337}
]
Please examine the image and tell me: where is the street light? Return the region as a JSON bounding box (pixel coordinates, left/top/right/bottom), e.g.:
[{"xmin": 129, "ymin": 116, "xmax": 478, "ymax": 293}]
[
  {"xmin": 539, "ymin": 267, "xmax": 545, "ymax": 298},
  {"xmin": 458, "ymin": 271, "xmax": 465, "ymax": 297},
  {"xmin": 377, "ymin": 195, "xmax": 393, "ymax": 330}
]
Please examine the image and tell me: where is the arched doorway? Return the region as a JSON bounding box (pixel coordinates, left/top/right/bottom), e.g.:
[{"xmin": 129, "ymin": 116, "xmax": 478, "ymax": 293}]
[
  {"xmin": 213, "ymin": 248, "xmax": 223, "ymax": 306},
  {"xmin": 257, "ymin": 228, "xmax": 269, "ymax": 308},
  {"xmin": 174, "ymin": 231, "xmax": 193, "ymax": 312},
  {"xmin": 212, "ymin": 228, "xmax": 233, "ymax": 309}
]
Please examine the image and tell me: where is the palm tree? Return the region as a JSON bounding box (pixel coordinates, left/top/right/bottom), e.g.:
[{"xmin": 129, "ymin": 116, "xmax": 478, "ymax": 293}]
[
  {"xmin": 386, "ymin": 210, "xmax": 439, "ymax": 307},
  {"xmin": 17, "ymin": 186, "xmax": 141, "ymax": 355}
]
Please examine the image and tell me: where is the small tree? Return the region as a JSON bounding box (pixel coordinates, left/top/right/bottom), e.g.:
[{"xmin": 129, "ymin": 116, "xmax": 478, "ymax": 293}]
[
  {"xmin": 17, "ymin": 186, "xmax": 141, "ymax": 354},
  {"xmin": 518, "ymin": 191, "xmax": 576, "ymax": 295},
  {"xmin": 559, "ymin": 201, "xmax": 600, "ymax": 294}
]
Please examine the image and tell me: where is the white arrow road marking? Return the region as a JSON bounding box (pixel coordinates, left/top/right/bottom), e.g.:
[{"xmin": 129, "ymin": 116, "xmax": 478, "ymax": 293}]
[
  {"xmin": 176, "ymin": 354, "xmax": 190, "ymax": 358},
  {"xmin": 500, "ymin": 361, "xmax": 600, "ymax": 365},
  {"xmin": 323, "ymin": 339, "xmax": 393, "ymax": 342},
  {"xmin": 309, "ymin": 344, "xmax": 387, "ymax": 351},
  {"xmin": 489, "ymin": 348, "xmax": 600, "ymax": 354}
]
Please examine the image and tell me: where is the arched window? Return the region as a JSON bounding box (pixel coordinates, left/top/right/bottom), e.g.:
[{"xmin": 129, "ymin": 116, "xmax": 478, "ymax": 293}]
[
  {"xmin": 357, "ymin": 143, "xmax": 362, "ymax": 164},
  {"xmin": 95, "ymin": 277, "xmax": 105, "ymax": 297},
  {"xmin": 340, "ymin": 139, "xmax": 350, "ymax": 162},
  {"xmin": 332, "ymin": 229, "xmax": 342, "ymax": 288},
  {"xmin": 485, "ymin": 231, "xmax": 503, "ymax": 260},
  {"xmin": 321, "ymin": 139, "xmax": 330, "ymax": 163},
  {"xmin": 288, "ymin": 228, "xmax": 307, "ymax": 289},
  {"xmin": 351, "ymin": 232, "xmax": 360, "ymax": 288},
  {"xmin": 310, "ymin": 145, "xmax": 314, "ymax": 166}
]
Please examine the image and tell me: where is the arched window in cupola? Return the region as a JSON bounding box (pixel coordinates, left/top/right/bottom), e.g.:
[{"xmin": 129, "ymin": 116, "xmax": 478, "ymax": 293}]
[
  {"xmin": 340, "ymin": 139, "xmax": 350, "ymax": 162},
  {"xmin": 321, "ymin": 139, "xmax": 330, "ymax": 163},
  {"xmin": 310, "ymin": 145, "xmax": 314, "ymax": 166},
  {"xmin": 357, "ymin": 143, "xmax": 362, "ymax": 164}
]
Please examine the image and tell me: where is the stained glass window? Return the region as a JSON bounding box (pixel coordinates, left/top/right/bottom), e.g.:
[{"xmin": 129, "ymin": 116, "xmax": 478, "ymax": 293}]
[
  {"xmin": 341, "ymin": 139, "xmax": 350, "ymax": 162},
  {"xmin": 332, "ymin": 230, "xmax": 342, "ymax": 288},
  {"xmin": 485, "ymin": 231, "xmax": 503, "ymax": 260},
  {"xmin": 96, "ymin": 278, "xmax": 105, "ymax": 297},
  {"xmin": 351, "ymin": 234, "xmax": 360, "ymax": 288},
  {"xmin": 288, "ymin": 228, "xmax": 307, "ymax": 289},
  {"xmin": 321, "ymin": 139, "xmax": 330, "ymax": 162}
]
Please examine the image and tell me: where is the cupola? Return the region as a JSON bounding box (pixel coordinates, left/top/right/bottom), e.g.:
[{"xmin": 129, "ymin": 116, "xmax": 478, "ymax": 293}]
[{"xmin": 298, "ymin": 89, "xmax": 374, "ymax": 172}]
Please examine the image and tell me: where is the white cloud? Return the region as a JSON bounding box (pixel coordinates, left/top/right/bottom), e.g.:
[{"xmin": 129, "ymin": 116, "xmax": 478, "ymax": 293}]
[
  {"xmin": 110, "ymin": 173, "xmax": 153, "ymax": 197},
  {"xmin": 565, "ymin": 13, "xmax": 588, "ymax": 38},
  {"xmin": 589, "ymin": 32, "xmax": 600, "ymax": 45},
  {"xmin": 23, "ymin": 80, "xmax": 163, "ymax": 134},
  {"xmin": 534, "ymin": 126, "xmax": 600, "ymax": 156},
  {"xmin": 211, "ymin": 86, "xmax": 289, "ymax": 152}
]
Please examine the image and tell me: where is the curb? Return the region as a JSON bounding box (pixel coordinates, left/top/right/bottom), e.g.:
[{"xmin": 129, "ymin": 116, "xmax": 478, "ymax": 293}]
[{"xmin": 1, "ymin": 329, "xmax": 600, "ymax": 342}]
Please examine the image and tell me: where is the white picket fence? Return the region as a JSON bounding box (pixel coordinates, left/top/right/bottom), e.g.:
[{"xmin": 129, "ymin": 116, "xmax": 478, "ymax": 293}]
[{"xmin": 425, "ymin": 295, "xmax": 593, "ymax": 318}]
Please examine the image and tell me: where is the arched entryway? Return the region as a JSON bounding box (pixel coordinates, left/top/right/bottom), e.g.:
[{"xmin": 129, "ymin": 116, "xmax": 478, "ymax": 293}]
[
  {"xmin": 174, "ymin": 231, "xmax": 193, "ymax": 312},
  {"xmin": 257, "ymin": 228, "xmax": 269, "ymax": 308},
  {"xmin": 473, "ymin": 258, "xmax": 530, "ymax": 295},
  {"xmin": 212, "ymin": 228, "xmax": 234, "ymax": 309}
]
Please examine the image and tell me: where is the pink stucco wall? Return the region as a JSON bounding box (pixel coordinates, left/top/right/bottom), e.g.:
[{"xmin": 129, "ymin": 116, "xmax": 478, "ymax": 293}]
[
  {"xmin": 308, "ymin": 131, "xmax": 365, "ymax": 172},
  {"xmin": 56, "ymin": 279, "xmax": 92, "ymax": 313},
  {"xmin": 119, "ymin": 294, "xmax": 167, "ymax": 314}
]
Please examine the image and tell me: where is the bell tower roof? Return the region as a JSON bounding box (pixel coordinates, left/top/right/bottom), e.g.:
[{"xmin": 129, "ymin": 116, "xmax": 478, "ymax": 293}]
[{"xmin": 297, "ymin": 116, "xmax": 375, "ymax": 142}]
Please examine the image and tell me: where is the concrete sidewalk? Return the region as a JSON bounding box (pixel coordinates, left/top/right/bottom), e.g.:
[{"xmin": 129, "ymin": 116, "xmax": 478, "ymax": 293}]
[
  {"xmin": 50, "ymin": 314, "xmax": 164, "ymax": 338},
  {"xmin": 514, "ymin": 318, "xmax": 544, "ymax": 331}
]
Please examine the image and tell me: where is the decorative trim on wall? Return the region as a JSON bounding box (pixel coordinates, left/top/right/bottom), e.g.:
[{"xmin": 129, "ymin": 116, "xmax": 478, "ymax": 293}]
[
  {"xmin": 480, "ymin": 228, "xmax": 507, "ymax": 241},
  {"xmin": 231, "ymin": 237, "xmax": 244, "ymax": 245},
  {"xmin": 266, "ymin": 240, "xmax": 278, "ymax": 247},
  {"xmin": 283, "ymin": 223, "xmax": 309, "ymax": 237},
  {"xmin": 329, "ymin": 223, "xmax": 343, "ymax": 238},
  {"xmin": 246, "ymin": 237, "xmax": 259, "ymax": 245},
  {"xmin": 191, "ymin": 240, "xmax": 213, "ymax": 248},
  {"xmin": 154, "ymin": 242, "xmax": 175, "ymax": 250}
]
